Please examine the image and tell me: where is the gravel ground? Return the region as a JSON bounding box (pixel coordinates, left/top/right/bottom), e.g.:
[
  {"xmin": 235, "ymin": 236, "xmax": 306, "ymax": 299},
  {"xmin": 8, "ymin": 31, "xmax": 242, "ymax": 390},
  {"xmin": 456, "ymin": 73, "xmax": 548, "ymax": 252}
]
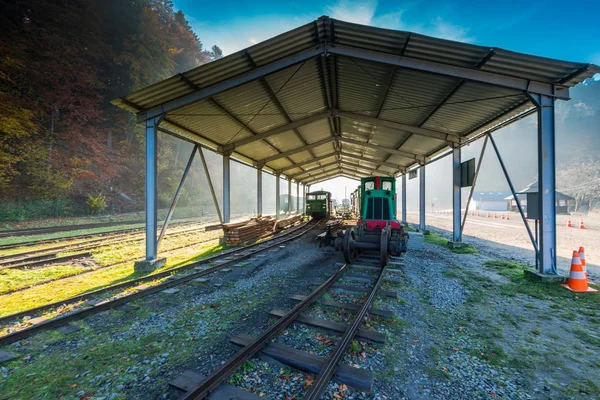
[{"xmin": 2, "ymin": 219, "xmax": 600, "ymax": 400}]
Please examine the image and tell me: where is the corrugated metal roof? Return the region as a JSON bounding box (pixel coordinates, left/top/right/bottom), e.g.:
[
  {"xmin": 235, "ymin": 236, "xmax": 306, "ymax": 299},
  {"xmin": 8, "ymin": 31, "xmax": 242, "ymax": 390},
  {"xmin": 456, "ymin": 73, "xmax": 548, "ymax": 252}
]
[{"xmin": 112, "ymin": 16, "xmax": 599, "ymax": 184}]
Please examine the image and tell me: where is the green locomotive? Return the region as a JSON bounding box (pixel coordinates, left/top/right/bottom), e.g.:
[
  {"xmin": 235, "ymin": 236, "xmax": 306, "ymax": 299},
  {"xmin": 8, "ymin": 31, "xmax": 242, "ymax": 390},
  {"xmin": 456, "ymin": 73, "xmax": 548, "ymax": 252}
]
[
  {"xmin": 305, "ymin": 191, "xmax": 332, "ymax": 218},
  {"xmin": 341, "ymin": 177, "xmax": 407, "ymax": 266}
]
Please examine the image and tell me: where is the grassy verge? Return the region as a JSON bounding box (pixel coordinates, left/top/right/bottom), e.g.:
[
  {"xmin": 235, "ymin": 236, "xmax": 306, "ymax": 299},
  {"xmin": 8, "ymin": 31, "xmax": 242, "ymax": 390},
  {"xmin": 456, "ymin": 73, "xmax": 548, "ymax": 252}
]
[
  {"xmin": 484, "ymin": 260, "xmax": 600, "ymax": 311},
  {"xmin": 425, "ymin": 232, "xmax": 478, "ymax": 254}
]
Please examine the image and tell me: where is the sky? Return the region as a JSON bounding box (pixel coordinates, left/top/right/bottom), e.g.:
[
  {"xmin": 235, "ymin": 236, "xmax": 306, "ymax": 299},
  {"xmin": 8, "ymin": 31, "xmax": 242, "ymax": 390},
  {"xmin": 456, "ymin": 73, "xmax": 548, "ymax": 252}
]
[
  {"xmin": 176, "ymin": 0, "xmax": 600, "ymax": 65},
  {"xmin": 173, "ymin": 0, "xmax": 600, "ymax": 209}
]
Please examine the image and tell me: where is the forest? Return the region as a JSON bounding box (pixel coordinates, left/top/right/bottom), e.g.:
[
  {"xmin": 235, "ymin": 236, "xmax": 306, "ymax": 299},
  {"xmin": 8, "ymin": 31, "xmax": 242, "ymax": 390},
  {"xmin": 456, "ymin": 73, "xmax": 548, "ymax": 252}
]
[{"xmin": 0, "ymin": 0, "xmax": 227, "ymax": 220}]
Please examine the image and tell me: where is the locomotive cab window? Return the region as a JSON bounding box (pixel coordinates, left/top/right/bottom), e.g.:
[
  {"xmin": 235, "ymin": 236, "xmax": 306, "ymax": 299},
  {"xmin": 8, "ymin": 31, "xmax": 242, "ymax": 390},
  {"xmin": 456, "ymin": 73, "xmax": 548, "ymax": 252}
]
[
  {"xmin": 364, "ymin": 181, "xmax": 375, "ymax": 191},
  {"xmin": 382, "ymin": 181, "xmax": 392, "ymax": 191},
  {"xmin": 307, "ymin": 195, "xmax": 316, "ymax": 200},
  {"xmin": 317, "ymin": 195, "xmax": 327, "ymax": 200}
]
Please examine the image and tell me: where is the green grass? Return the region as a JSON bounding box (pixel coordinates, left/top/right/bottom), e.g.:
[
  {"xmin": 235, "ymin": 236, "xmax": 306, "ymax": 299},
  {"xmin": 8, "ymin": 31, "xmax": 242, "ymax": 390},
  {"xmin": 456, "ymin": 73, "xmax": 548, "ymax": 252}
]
[
  {"xmin": 0, "ymin": 239, "xmax": 226, "ymax": 318},
  {"xmin": 484, "ymin": 260, "xmax": 600, "ymax": 311},
  {"xmin": 0, "ymin": 264, "xmax": 89, "ymax": 294},
  {"xmin": 424, "ymin": 232, "xmax": 478, "ymax": 254}
]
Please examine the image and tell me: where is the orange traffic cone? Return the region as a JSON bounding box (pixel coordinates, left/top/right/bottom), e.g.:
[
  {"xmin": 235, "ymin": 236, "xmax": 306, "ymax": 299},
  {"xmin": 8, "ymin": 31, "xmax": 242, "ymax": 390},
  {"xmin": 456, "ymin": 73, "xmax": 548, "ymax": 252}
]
[
  {"xmin": 579, "ymin": 219, "xmax": 585, "ymax": 229},
  {"xmin": 579, "ymin": 246, "xmax": 588, "ymax": 276},
  {"xmin": 567, "ymin": 217, "xmax": 572, "ymax": 228},
  {"xmin": 562, "ymin": 250, "xmax": 597, "ymax": 293},
  {"xmin": 494, "ymin": 213, "xmax": 497, "ymax": 219},
  {"xmin": 501, "ymin": 214, "xmax": 505, "ymax": 220},
  {"xmin": 506, "ymin": 214, "xmax": 510, "ymax": 220},
  {"xmin": 487, "ymin": 212, "xmax": 490, "ymax": 218},
  {"xmin": 471, "ymin": 211, "xmax": 475, "ymax": 216},
  {"xmin": 477, "ymin": 212, "xmax": 481, "ymax": 217}
]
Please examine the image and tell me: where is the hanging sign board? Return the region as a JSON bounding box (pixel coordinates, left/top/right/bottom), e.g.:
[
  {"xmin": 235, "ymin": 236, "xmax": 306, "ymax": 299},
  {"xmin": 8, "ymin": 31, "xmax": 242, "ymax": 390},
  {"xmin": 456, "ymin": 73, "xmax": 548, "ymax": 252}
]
[
  {"xmin": 461, "ymin": 158, "xmax": 475, "ymax": 187},
  {"xmin": 526, "ymin": 193, "xmax": 539, "ymax": 220},
  {"xmin": 408, "ymin": 170, "xmax": 418, "ymax": 180}
]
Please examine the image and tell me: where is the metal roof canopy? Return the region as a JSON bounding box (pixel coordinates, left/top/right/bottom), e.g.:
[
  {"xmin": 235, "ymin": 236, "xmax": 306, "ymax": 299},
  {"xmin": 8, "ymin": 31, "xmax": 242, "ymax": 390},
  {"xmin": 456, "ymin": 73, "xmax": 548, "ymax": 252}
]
[
  {"xmin": 117, "ymin": 16, "xmax": 598, "ymax": 276},
  {"xmin": 113, "ymin": 16, "xmax": 598, "ymax": 185}
]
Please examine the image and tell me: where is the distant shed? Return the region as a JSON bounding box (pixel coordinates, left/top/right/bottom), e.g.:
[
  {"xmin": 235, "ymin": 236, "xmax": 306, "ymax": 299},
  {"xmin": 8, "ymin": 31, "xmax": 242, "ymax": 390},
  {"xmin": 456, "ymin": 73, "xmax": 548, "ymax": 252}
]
[
  {"xmin": 472, "ymin": 191, "xmax": 512, "ymax": 211},
  {"xmin": 504, "ymin": 181, "xmax": 574, "ymax": 214}
]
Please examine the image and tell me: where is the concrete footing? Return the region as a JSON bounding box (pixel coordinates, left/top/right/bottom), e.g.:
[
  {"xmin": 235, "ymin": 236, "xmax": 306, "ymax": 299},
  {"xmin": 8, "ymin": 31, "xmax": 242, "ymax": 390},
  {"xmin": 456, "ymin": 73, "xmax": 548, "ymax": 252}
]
[
  {"xmin": 134, "ymin": 257, "xmax": 166, "ymax": 272},
  {"xmin": 524, "ymin": 269, "xmax": 566, "ymax": 283},
  {"xmin": 447, "ymin": 241, "xmax": 463, "ymax": 249}
]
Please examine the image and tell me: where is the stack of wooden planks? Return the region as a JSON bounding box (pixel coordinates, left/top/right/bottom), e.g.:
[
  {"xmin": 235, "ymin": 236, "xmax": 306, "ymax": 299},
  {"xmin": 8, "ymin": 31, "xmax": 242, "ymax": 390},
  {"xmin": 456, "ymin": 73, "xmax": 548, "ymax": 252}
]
[
  {"xmin": 223, "ymin": 218, "xmax": 275, "ymax": 245},
  {"xmin": 274, "ymin": 214, "xmax": 302, "ymax": 231}
]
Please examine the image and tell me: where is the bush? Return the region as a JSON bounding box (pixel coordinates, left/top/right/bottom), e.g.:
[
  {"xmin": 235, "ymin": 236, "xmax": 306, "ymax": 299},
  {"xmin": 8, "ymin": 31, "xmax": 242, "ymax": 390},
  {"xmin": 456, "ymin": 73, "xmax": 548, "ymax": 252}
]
[{"xmin": 87, "ymin": 193, "xmax": 107, "ymax": 215}]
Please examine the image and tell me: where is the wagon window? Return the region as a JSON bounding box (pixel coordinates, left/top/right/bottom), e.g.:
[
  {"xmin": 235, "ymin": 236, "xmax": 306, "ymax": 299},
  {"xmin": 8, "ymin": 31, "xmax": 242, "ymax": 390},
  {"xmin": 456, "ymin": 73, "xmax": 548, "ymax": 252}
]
[
  {"xmin": 307, "ymin": 195, "xmax": 316, "ymax": 200},
  {"xmin": 317, "ymin": 195, "xmax": 327, "ymax": 200},
  {"xmin": 382, "ymin": 181, "xmax": 392, "ymax": 191},
  {"xmin": 364, "ymin": 181, "xmax": 375, "ymax": 190}
]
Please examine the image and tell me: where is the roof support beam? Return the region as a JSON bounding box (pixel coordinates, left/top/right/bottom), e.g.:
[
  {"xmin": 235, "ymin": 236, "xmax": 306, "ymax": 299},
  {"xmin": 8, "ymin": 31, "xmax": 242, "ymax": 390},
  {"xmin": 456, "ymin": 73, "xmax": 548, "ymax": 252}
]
[
  {"xmin": 290, "ymin": 160, "xmax": 339, "ymax": 178},
  {"xmin": 136, "ymin": 45, "xmax": 325, "ymax": 123},
  {"xmin": 308, "ymin": 173, "xmax": 361, "ymax": 186},
  {"xmin": 338, "ymin": 161, "xmax": 393, "ymax": 177},
  {"xmin": 418, "ymin": 48, "xmax": 496, "ymax": 128},
  {"xmin": 326, "ymin": 44, "xmax": 569, "ymax": 99},
  {"xmin": 245, "ymin": 50, "xmax": 320, "ymax": 163},
  {"xmin": 256, "ymin": 137, "xmax": 334, "ymax": 165},
  {"xmin": 338, "ymin": 137, "xmax": 423, "ymax": 163},
  {"xmin": 277, "ymin": 152, "xmax": 339, "ymax": 173},
  {"xmin": 219, "ymin": 112, "xmax": 331, "ymax": 153},
  {"xmin": 294, "ymin": 165, "xmax": 339, "ymax": 181},
  {"xmin": 337, "ymin": 111, "xmax": 461, "ymax": 144},
  {"xmin": 339, "ymin": 151, "xmax": 406, "ymax": 172},
  {"xmin": 302, "ymin": 168, "xmax": 342, "ymax": 183}
]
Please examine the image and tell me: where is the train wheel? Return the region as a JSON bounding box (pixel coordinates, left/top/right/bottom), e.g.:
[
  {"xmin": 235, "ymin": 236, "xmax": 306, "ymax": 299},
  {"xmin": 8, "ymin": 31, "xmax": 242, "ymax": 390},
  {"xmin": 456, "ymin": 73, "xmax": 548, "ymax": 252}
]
[
  {"xmin": 380, "ymin": 226, "xmax": 391, "ymax": 267},
  {"xmin": 343, "ymin": 227, "xmax": 358, "ymax": 264}
]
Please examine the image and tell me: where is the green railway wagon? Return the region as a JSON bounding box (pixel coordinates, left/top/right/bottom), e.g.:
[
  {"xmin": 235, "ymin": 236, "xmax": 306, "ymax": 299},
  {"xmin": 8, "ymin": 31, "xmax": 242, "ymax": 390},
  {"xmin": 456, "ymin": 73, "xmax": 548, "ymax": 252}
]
[{"xmin": 306, "ymin": 191, "xmax": 332, "ymax": 218}]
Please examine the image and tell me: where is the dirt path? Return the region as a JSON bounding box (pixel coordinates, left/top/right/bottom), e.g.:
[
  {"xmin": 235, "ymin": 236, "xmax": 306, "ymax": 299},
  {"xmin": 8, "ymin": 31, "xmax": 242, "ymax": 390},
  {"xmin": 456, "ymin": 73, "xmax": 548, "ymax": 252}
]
[{"xmin": 406, "ymin": 211, "xmax": 600, "ymax": 279}]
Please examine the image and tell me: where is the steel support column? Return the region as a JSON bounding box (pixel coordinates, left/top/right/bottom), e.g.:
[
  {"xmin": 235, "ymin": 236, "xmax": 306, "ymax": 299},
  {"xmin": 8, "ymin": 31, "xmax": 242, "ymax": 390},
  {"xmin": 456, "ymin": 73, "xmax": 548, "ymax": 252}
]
[
  {"xmin": 287, "ymin": 178, "xmax": 292, "ymax": 215},
  {"xmin": 276, "ymin": 175, "xmax": 281, "ymax": 219},
  {"xmin": 452, "ymin": 145, "xmax": 461, "ymax": 242},
  {"xmin": 296, "ymin": 182, "xmax": 300, "ymax": 214},
  {"xmin": 419, "ymin": 165, "xmax": 426, "ymax": 231},
  {"xmin": 223, "ymin": 155, "xmax": 231, "ymax": 223},
  {"xmin": 257, "ymin": 169, "xmax": 262, "ymax": 217},
  {"xmin": 157, "ymin": 145, "xmax": 197, "ymax": 250},
  {"xmin": 531, "ymin": 94, "xmax": 557, "ymax": 274},
  {"xmin": 401, "ymin": 174, "xmax": 407, "ymax": 223},
  {"xmin": 144, "ymin": 115, "xmax": 162, "ymax": 261},
  {"xmin": 305, "ymin": 185, "xmax": 310, "ymax": 214}
]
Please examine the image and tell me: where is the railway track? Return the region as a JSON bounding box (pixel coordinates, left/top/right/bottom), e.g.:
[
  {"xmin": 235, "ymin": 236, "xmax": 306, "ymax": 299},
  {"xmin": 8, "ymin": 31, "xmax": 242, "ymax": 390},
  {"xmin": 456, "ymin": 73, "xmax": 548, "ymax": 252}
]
[
  {"xmin": 0, "ymin": 230, "xmax": 224, "ymax": 296},
  {"xmin": 176, "ymin": 250, "xmax": 401, "ymax": 399},
  {"xmin": 0, "ymin": 216, "xmax": 229, "ymax": 251},
  {"xmin": 0, "ymin": 222, "xmax": 221, "ymax": 270},
  {"xmin": 0, "ymin": 217, "xmax": 321, "ymax": 346}
]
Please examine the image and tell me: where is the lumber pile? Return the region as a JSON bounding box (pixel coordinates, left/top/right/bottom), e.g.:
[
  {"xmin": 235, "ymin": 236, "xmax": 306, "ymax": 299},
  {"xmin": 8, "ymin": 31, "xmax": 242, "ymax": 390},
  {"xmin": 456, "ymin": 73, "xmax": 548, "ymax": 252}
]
[
  {"xmin": 274, "ymin": 214, "xmax": 302, "ymax": 231},
  {"xmin": 223, "ymin": 217, "xmax": 275, "ymax": 245}
]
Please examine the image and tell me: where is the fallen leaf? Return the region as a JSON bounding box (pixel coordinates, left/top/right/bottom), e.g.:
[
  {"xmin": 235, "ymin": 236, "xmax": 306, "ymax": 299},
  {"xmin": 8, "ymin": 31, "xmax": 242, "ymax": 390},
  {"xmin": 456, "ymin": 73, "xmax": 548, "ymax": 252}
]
[
  {"xmin": 333, "ymin": 393, "xmax": 344, "ymax": 399},
  {"xmin": 304, "ymin": 376, "xmax": 315, "ymax": 388}
]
